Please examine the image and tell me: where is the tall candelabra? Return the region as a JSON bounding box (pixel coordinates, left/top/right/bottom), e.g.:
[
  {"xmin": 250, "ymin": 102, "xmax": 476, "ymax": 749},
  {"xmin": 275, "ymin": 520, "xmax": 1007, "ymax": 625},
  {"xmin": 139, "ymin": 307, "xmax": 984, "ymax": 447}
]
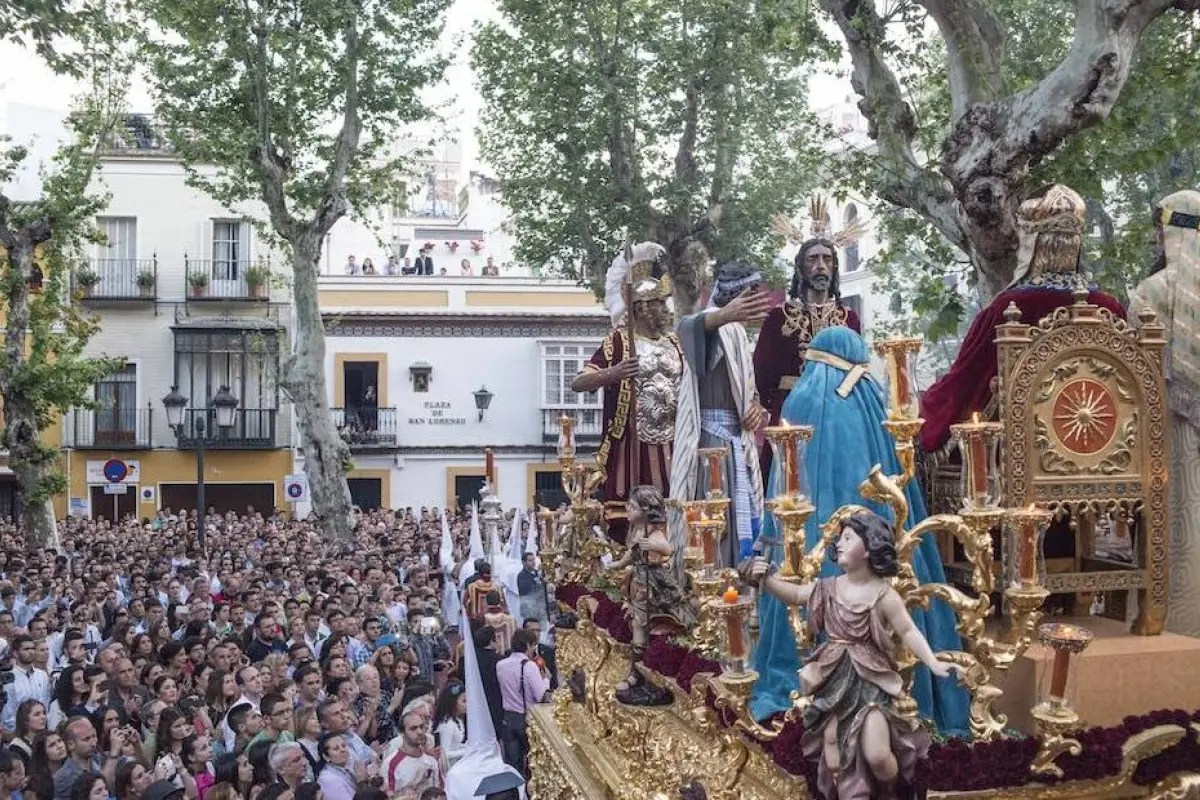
[
  {"xmin": 690, "ymin": 335, "xmax": 1054, "ymax": 747},
  {"xmin": 682, "ymin": 447, "xmax": 735, "ymax": 657},
  {"xmin": 555, "ymin": 414, "xmax": 609, "ymax": 585}
]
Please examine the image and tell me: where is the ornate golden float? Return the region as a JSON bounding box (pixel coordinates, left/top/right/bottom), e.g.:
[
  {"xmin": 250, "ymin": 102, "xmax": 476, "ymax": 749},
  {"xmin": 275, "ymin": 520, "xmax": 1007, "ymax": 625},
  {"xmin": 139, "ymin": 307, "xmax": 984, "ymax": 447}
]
[{"xmin": 531, "ymin": 295, "xmax": 1197, "ymax": 799}]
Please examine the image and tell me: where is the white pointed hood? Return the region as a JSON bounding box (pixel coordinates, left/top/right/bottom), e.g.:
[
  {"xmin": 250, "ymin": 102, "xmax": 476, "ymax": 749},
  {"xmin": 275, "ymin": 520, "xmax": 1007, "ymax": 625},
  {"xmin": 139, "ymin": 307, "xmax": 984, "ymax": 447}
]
[
  {"xmin": 444, "ymin": 604, "xmax": 526, "ymax": 800},
  {"xmin": 459, "ymin": 503, "xmax": 485, "ymax": 587},
  {"xmin": 440, "ymin": 510, "xmax": 462, "ymax": 627}
]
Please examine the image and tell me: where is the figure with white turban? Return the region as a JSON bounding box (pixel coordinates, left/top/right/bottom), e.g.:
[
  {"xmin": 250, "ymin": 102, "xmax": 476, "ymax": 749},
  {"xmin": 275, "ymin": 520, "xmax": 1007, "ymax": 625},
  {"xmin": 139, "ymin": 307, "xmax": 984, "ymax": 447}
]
[
  {"xmin": 1132, "ymin": 189, "xmax": 1200, "ymax": 636},
  {"xmin": 571, "ymin": 242, "xmax": 683, "ymax": 542}
]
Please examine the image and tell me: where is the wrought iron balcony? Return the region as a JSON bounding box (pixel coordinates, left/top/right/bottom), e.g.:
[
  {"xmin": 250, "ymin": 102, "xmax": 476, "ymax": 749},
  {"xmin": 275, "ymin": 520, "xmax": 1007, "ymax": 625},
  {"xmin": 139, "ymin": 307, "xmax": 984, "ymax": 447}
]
[
  {"xmin": 62, "ymin": 407, "xmax": 153, "ymax": 449},
  {"xmin": 100, "ymin": 114, "xmax": 176, "ymax": 157},
  {"xmin": 541, "ymin": 408, "xmax": 604, "ymax": 443},
  {"xmin": 74, "ymin": 258, "xmax": 158, "ymax": 301},
  {"xmin": 173, "ymin": 408, "xmax": 278, "ymax": 449},
  {"xmin": 184, "ymin": 257, "xmax": 270, "ymax": 301},
  {"xmin": 333, "ymin": 406, "xmax": 398, "ymax": 448}
]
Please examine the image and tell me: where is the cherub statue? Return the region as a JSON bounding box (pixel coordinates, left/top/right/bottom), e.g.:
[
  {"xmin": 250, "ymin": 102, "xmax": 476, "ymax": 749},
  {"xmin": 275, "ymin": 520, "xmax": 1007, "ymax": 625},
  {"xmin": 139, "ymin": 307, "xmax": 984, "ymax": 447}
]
[
  {"xmin": 749, "ymin": 510, "xmax": 954, "ymax": 800},
  {"xmin": 606, "ymin": 484, "xmax": 697, "ymax": 706}
]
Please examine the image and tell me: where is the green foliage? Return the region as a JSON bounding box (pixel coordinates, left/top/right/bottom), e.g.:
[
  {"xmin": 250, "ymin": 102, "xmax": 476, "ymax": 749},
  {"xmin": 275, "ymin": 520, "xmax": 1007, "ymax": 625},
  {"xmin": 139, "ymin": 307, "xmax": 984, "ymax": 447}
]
[
  {"xmin": 187, "ymin": 270, "xmax": 210, "ymax": 288},
  {"xmin": 135, "ymin": 268, "xmax": 156, "ymax": 288},
  {"xmin": 75, "ymin": 265, "xmax": 101, "ymax": 287},
  {"xmin": 244, "ymin": 264, "xmax": 270, "ymax": 287},
  {"xmin": 473, "ymin": 0, "xmax": 835, "ymax": 289},
  {"xmin": 138, "ymin": 0, "xmax": 452, "ymax": 245},
  {"xmin": 844, "ymin": 2, "xmax": 1200, "ymax": 340},
  {"xmin": 0, "ymin": 8, "xmax": 134, "ymax": 512}
]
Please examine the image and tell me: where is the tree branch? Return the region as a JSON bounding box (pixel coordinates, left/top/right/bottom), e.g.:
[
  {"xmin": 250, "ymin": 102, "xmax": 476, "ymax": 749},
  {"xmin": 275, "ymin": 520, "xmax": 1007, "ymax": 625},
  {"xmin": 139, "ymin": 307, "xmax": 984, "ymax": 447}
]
[
  {"xmin": 914, "ymin": 0, "xmax": 1004, "ymax": 120},
  {"xmin": 313, "ymin": 0, "xmax": 361, "ymax": 237},
  {"xmin": 817, "ymin": 0, "xmax": 966, "ymax": 251},
  {"xmin": 579, "ymin": 0, "xmax": 640, "ymax": 207},
  {"xmin": 673, "ymin": 78, "xmax": 700, "ymax": 188},
  {"xmin": 241, "ymin": 0, "xmax": 300, "ymax": 240}
]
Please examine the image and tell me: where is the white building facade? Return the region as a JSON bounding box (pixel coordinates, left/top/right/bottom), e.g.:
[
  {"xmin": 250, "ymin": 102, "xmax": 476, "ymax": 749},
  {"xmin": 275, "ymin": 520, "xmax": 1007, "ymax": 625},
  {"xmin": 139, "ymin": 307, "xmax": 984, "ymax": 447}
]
[{"xmin": 310, "ymin": 275, "xmax": 611, "ymax": 512}]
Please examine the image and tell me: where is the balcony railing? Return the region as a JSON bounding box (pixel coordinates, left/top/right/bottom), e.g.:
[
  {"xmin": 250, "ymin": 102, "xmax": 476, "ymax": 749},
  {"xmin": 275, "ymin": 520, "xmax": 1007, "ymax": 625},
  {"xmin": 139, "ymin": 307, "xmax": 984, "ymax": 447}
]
[
  {"xmin": 542, "ymin": 408, "xmax": 604, "ymax": 443},
  {"xmin": 174, "ymin": 408, "xmax": 278, "ymax": 449},
  {"xmin": 74, "ymin": 258, "xmax": 158, "ymax": 301},
  {"xmin": 184, "ymin": 258, "xmax": 269, "ymax": 301},
  {"xmin": 333, "ymin": 406, "xmax": 399, "ymax": 448},
  {"xmin": 62, "ymin": 407, "xmax": 153, "ymax": 449},
  {"xmin": 100, "ymin": 114, "xmax": 177, "ymax": 156}
]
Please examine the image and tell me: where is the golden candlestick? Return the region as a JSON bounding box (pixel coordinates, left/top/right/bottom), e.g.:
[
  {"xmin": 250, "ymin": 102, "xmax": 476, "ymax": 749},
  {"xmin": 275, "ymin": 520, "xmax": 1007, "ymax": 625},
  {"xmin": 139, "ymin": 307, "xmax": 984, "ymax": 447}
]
[
  {"xmin": 698, "ymin": 446, "xmax": 729, "ymax": 499},
  {"xmin": 950, "ymin": 411, "xmax": 1005, "ymax": 510},
  {"xmin": 1030, "ymin": 623, "xmax": 1095, "ymax": 778},
  {"xmin": 1009, "ymin": 503, "xmax": 1053, "ymax": 590},
  {"xmin": 558, "ymin": 413, "xmax": 576, "ymax": 460},
  {"xmin": 874, "ymin": 336, "xmax": 922, "ymax": 420},
  {"xmin": 882, "ymin": 417, "xmax": 925, "ymax": 487},
  {"xmin": 763, "ymin": 422, "xmax": 814, "ymax": 497}
]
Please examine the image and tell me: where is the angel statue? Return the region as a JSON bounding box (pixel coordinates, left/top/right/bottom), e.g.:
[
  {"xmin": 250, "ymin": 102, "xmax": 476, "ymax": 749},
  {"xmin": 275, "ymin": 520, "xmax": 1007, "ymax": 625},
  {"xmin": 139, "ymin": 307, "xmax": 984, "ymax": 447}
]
[
  {"xmin": 749, "ymin": 510, "xmax": 955, "ymax": 800},
  {"xmin": 605, "ymin": 484, "xmax": 696, "ymax": 706}
]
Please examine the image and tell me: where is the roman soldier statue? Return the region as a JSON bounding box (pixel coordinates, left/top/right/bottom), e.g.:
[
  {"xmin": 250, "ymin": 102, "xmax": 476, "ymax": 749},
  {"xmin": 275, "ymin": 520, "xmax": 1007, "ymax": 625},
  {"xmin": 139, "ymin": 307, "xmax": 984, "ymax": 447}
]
[
  {"xmin": 919, "ymin": 185, "xmax": 1127, "ymax": 454},
  {"xmin": 572, "ymin": 242, "xmax": 683, "ymax": 542},
  {"xmin": 754, "ymin": 196, "xmax": 863, "ymax": 477}
]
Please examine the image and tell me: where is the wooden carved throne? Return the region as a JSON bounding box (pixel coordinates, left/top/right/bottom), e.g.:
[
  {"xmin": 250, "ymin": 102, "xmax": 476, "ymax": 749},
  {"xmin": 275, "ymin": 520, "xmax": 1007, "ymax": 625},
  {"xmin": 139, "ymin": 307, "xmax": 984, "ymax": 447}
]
[{"xmin": 995, "ymin": 289, "xmax": 1170, "ymax": 634}]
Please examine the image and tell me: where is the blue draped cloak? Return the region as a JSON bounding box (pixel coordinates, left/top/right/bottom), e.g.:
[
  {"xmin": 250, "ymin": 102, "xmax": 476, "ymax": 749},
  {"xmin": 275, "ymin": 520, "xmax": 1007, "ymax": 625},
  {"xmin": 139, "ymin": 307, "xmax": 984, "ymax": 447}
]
[{"xmin": 749, "ymin": 326, "xmax": 969, "ymax": 734}]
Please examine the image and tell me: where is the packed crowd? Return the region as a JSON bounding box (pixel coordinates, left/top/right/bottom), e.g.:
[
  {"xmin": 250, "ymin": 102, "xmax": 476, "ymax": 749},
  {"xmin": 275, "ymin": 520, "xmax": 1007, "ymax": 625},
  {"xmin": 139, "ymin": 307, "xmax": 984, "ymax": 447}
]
[{"xmin": 0, "ymin": 506, "xmax": 556, "ymax": 800}]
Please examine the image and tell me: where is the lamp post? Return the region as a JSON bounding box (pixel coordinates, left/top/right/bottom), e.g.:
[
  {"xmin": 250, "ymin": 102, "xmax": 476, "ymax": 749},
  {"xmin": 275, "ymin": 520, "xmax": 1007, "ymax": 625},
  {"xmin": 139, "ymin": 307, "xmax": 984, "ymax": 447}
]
[
  {"xmin": 473, "ymin": 386, "xmax": 493, "ymax": 422},
  {"xmin": 163, "ymin": 385, "xmax": 239, "ymax": 554}
]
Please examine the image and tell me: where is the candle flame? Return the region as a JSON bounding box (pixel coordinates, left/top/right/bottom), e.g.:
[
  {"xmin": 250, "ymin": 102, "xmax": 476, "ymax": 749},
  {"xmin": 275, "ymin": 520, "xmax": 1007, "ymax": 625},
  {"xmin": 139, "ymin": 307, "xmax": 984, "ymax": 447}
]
[
  {"xmin": 1027, "ymin": 502, "xmax": 1038, "ymax": 512},
  {"xmin": 970, "ymin": 411, "xmax": 982, "ymax": 424}
]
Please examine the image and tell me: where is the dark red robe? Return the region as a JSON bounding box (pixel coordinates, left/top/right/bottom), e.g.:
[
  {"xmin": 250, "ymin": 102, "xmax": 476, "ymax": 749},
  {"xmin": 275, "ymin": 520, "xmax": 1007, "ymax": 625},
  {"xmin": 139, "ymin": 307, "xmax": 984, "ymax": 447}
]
[
  {"xmin": 585, "ymin": 329, "xmax": 678, "ymax": 542},
  {"xmin": 753, "ymin": 300, "xmax": 860, "ymax": 478},
  {"xmin": 918, "ymin": 287, "xmax": 1127, "ymax": 452}
]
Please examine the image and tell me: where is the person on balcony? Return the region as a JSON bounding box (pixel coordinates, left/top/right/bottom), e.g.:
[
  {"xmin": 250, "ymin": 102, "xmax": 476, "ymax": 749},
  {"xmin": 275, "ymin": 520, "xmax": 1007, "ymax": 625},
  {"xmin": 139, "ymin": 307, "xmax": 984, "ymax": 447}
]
[{"xmin": 414, "ymin": 248, "xmax": 434, "ymax": 276}]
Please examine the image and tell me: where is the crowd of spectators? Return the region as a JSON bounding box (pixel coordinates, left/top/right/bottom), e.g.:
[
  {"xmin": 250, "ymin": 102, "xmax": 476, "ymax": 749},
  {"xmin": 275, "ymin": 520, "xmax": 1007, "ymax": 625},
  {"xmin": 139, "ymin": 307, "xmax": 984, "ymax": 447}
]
[{"xmin": 0, "ymin": 505, "xmax": 555, "ymax": 800}]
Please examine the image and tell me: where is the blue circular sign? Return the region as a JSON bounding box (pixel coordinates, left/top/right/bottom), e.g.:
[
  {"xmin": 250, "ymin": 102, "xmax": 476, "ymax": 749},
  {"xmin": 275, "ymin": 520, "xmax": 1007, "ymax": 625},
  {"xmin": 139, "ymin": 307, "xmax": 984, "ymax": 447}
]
[
  {"xmin": 286, "ymin": 481, "xmax": 304, "ymax": 499},
  {"xmin": 102, "ymin": 459, "xmax": 128, "ymax": 483}
]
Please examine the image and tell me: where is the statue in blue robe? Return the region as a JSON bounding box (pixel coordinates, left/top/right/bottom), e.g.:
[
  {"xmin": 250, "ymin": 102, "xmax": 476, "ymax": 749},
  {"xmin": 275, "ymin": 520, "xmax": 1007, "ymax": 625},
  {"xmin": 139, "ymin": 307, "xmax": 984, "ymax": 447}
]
[{"xmin": 749, "ymin": 326, "xmax": 969, "ymax": 734}]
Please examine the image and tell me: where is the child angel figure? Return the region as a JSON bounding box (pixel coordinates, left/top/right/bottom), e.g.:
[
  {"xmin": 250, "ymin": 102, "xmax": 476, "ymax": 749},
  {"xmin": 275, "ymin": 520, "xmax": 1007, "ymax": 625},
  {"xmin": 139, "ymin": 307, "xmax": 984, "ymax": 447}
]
[{"xmin": 749, "ymin": 510, "xmax": 956, "ymax": 800}]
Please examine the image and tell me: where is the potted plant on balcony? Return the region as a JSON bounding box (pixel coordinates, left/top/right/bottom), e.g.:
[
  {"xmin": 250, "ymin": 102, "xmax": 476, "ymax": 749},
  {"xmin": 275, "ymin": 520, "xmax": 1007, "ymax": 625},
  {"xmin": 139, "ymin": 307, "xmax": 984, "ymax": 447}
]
[
  {"xmin": 244, "ymin": 264, "xmax": 270, "ymax": 299},
  {"xmin": 136, "ymin": 268, "xmax": 156, "ymax": 298},
  {"xmin": 75, "ymin": 266, "xmax": 101, "ymax": 297},
  {"xmin": 187, "ymin": 270, "xmax": 210, "ymax": 297}
]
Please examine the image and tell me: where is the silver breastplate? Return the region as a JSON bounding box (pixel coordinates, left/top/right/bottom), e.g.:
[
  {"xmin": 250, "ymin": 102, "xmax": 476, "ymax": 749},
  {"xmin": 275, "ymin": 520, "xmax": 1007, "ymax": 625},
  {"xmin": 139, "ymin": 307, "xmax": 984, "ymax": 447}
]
[{"xmin": 635, "ymin": 336, "xmax": 683, "ymax": 445}]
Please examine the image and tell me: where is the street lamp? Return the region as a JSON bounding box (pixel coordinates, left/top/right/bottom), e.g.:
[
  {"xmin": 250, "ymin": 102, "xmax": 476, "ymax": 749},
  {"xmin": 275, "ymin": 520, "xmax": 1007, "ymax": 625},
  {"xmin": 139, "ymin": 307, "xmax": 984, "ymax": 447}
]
[
  {"xmin": 163, "ymin": 384, "xmax": 239, "ymax": 554},
  {"xmin": 473, "ymin": 385, "xmax": 494, "ymax": 421}
]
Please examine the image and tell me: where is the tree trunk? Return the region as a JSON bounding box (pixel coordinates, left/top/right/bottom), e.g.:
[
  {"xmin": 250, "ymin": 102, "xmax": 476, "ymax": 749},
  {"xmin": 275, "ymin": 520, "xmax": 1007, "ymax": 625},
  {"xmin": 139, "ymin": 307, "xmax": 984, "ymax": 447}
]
[
  {"xmin": 284, "ymin": 234, "xmax": 354, "ymax": 540},
  {"xmin": 0, "ymin": 240, "xmax": 60, "ymax": 551}
]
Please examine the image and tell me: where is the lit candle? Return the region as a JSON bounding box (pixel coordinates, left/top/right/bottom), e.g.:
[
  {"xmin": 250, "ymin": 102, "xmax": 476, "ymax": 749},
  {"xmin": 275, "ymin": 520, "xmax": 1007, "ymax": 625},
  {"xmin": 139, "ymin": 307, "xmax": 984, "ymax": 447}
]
[
  {"xmin": 781, "ymin": 424, "xmax": 800, "ymax": 495},
  {"xmin": 894, "ymin": 349, "xmax": 911, "ymax": 409},
  {"xmin": 1048, "ymin": 647, "xmax": 1071, "ymax": 705},
  {"xmin": 724, "ymin": 588, "xmax": 745, "ymax": 659},
  {"xmin": 1020, "ymin": 505, "xmax": 1039, "ymax": 584},
  {"xmin": 707, "ymin": 452, "xmax": 723, "ymax": 497},
  {"xmin": 968, "ymin": 412, "xmax": 988, "ymax": 497},
  {"xmin": 701, "ymin": 526, "xmax": 716, "ymax": 567},
  {"xmin": 485, "ymin": 448, "xmax": 494, "ymax": 484}
]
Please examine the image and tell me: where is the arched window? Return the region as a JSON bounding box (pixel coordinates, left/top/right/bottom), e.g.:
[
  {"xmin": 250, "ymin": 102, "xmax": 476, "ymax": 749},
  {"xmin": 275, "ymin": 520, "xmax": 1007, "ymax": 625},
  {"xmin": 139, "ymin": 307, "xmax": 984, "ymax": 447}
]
[{"xmin": 843, "ymin": 204, "xmax": 860, "ymax": 272}]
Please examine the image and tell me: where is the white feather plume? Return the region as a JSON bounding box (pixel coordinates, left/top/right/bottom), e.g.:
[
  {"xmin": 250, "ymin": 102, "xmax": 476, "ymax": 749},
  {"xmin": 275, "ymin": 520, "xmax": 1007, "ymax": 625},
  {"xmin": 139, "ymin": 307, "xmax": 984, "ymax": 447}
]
[{"xmin": 604, "ymin": 241, "xmax": 667, "ymax": 326}]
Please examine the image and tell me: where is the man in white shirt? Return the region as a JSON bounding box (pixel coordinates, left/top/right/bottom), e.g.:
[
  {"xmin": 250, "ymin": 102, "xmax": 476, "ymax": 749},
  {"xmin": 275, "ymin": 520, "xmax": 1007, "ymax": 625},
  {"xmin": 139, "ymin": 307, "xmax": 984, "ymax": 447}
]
[
  {"xmin": 221, "ymin": 665, "xmax": 264, "ymax": 751},
  {"xmin": 1, "ymin": 635, "xmax": 51, "ymax": 732},
  {"xmin": 383, "ymin": 709, "xmax": 442, "ymax": 795}
]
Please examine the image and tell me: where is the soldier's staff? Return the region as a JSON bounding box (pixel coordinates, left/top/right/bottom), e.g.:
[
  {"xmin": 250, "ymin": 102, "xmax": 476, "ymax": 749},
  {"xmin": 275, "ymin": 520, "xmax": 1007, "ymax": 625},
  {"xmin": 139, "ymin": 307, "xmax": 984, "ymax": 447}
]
[{"xmin": 622, "ymin": 238, "xmax": 642, "ymax": 490}]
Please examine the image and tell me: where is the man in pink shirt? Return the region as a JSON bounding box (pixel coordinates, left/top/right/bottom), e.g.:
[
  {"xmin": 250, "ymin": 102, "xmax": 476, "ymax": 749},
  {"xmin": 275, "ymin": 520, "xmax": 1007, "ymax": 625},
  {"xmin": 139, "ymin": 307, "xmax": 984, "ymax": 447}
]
[{"xmin": 494, "ymin": 629, "xmax": 547, "ymax": 776}]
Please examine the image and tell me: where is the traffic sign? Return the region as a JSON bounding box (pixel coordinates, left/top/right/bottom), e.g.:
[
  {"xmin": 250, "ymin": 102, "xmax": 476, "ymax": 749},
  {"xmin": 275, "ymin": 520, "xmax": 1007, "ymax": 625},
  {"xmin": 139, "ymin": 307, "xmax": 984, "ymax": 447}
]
[
  {"xmin": 102, "ymin": 459, "xmax": 128, "ymax": 483},
  {"xmin": 284, "ymin": 474, "xmax": 308, "ymax": 503},
  {"xmin": 103, "ymin": 483, "xmax": 128, "ymax": 495}
]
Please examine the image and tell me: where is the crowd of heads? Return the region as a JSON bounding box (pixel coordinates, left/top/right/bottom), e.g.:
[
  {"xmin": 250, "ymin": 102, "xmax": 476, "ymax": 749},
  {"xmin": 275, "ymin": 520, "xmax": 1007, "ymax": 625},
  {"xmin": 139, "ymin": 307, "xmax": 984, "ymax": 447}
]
[{"xmin": 0, "ymin": 505, "xmax": 541, "ymax": 800}]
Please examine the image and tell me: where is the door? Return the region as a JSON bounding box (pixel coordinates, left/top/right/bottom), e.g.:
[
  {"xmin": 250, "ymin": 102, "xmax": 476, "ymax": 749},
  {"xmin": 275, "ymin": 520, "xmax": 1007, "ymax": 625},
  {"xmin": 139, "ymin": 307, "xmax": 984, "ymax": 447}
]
[
  {"xmin": 161, "ymin": 482, "xmax": 275, "ymax": 516},
  {"xmin": 94, "ymin": 364, "xmax": 138, "ymax": 446},
  {"xmin": 454, "ymin": 475, "xmax": 485, "ymax": 512},
  {"xmin": 90, "ymin": 485, "xmax": 137, "ymax": 522},
  {"xmin": 211, "ymin": 220, "xmax": 249, "ymax": 296},
  {"xmin": 533, "ymin": 470, "xmax": 566, "ymax": 510},
  {"xmin": 343, "ymin": 362, "xmax": 380, "ymax": 431},
  {"xmin": 348, "ymin": 478, "xmax": 383, "ymax": 511}
]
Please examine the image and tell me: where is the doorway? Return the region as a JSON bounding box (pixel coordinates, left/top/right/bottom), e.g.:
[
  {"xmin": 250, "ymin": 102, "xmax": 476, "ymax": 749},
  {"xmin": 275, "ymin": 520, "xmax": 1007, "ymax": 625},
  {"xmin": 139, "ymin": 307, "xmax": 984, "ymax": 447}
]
[
  {"xmin": 343, "ymin": 361, "xmax": 380, "ymax": 431},
  {"xmin": 454, "ymin": 474, "xmax": 485, "ymax": 512},
  {"xmin": 348, "ymin": 478, "xmax": 383, "ymax": 511},
  {"xmin": 160, "ymin": 482, "xmax": 275, "ymax": 516},
  {"xmin": 90, "ymin": 485, "xmax": 137, "ymax": 522}
]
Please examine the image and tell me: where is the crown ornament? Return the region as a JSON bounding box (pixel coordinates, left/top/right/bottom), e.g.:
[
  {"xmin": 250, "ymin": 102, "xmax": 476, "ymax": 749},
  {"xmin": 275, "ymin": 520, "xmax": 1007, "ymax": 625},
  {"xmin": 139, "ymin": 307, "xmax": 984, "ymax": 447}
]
[{"xmin": 770, "ymin": 194, "xmax": 868, "ymax": 249}]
